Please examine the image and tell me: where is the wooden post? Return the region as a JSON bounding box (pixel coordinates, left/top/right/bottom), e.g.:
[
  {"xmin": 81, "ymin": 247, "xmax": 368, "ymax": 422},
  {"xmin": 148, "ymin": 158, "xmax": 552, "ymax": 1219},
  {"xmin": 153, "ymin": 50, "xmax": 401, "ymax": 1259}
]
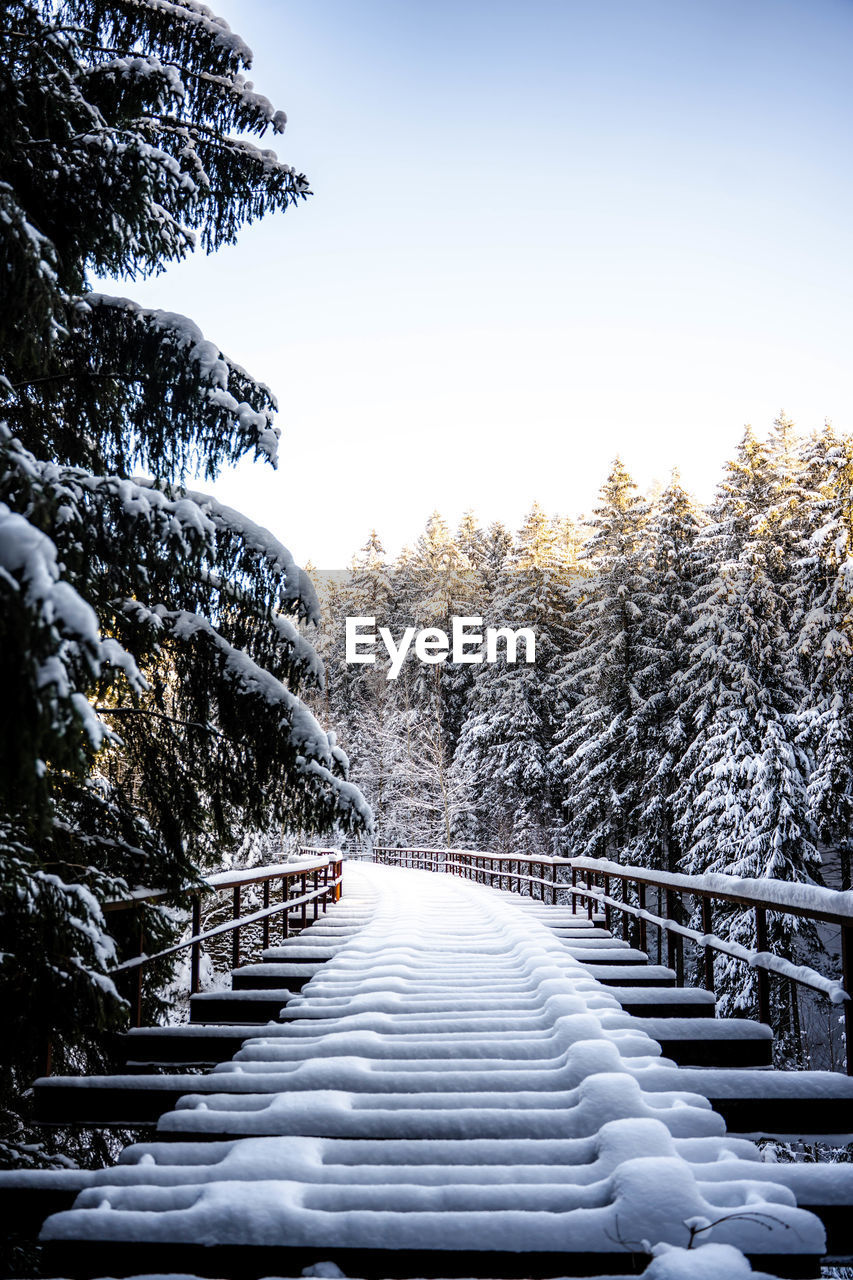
[
  {"xmin": 842, "ymin": 925, "xmax": 853, "ymax": 1076},
  {"xmin": 262, "ymin": 880, "xmax": 270, "ymax": 950},
  {"xmin": 665, "ymin": 889, "xmax": 676, "ymax": 972},
  {"xmin": 587, "ymin": 874, "xmax": 594, "ymax": 922},
  {"xmin": 191, "ymin": 896, "xmax": 201, "ymax": 994},
  {"xmin": 312, "ymin": 868, "xmax": 320, "ymax": 920},
  {"xmin": 637, "ymin": 881, "xmax": 647, "ymax": 955},
  {"xmin": 231, "ymin": 885, "xmax": 241, "ymax": 970},
  {"xmin": 134, "ymin": 919, "xmax": 145, "ymax": 1028},
  {"xmin": 551, "ymin": 861, "xmax": 557, "ymax": 905},
  {"xmin": 603, "ymin": 874, "xmax": 611, "ymax": 932},
  {"xmin": 300, "ymin": 873, "xmax": 307, "ymax": 928},
  {"xmin": 282, "ymin": 874, "xmax": 290, "ymax": 938},
  {"xmin": 571, "ymin": 865, "xmax": 577, "ymax": 914},
  {"xmin": 701, "ymin": 896, "xmax": 715, "ymax": 994},
  {"xmin": 755, "ymin": 906, "xmax": 771, "ymax": 1026}
]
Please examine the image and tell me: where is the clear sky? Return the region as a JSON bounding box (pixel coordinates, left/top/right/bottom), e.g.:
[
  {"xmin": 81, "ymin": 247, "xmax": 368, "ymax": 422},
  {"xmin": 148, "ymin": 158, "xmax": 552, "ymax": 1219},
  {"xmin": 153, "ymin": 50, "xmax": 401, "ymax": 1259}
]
[{"xmin": 108, "ymin": 0, "xmax": 853, "ymax": 568}]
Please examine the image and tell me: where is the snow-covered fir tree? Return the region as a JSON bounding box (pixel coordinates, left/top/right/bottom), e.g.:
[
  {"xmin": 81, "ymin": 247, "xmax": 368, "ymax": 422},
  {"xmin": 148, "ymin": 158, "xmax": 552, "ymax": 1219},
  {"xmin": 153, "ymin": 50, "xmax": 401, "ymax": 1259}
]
[
  {"xmin": 0, "ymin": 0, "xmax": 370, "ymax": 1159},
  {"xmin": 315, "ymin": 534, "xmax": 409, "ymax": 847},
  {"xmin": 452, "ymin": 503, "xmax": 573, "ymax": 854},
  {"xmin": 550, "ymin": 460, "xmax": 655, "ymax": 861},
  {"xmin": 628, "ymin": 471, "xmax": 704, "ymax": 872},
  {"xmin": 394, "ymin": 512, "xmax": 479, "ymax": 845},
  {"xmin": 795, "ymin": 423, "xmax": 853, "ymax": 890},
  {"xmin": 675, "ymin": 428, "xmax": 820, "ymax": 1040}
]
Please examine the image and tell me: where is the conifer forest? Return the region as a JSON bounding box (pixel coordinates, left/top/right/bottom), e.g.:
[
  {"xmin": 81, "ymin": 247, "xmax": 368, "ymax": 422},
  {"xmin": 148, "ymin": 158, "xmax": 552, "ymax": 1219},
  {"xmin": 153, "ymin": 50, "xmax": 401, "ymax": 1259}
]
[{"xmin": 313, "ymin": 418, "xmax": 853, "ymax": 1061}]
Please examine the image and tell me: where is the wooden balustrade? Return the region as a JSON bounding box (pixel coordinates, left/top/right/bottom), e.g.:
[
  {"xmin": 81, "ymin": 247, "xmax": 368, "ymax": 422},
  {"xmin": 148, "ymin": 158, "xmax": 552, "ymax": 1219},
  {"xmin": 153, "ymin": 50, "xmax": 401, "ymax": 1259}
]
[{"xmin": 106, "ymin": 849, "xmax": 343, "ymax": 1026}]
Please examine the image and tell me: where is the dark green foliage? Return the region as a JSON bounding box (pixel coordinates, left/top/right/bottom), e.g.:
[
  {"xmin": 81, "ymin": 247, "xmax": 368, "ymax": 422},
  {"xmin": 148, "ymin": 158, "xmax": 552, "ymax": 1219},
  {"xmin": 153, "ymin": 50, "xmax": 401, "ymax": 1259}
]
[{"xmin": 0, "ymin": 0, "xmax": 369, "ymax": 1158}]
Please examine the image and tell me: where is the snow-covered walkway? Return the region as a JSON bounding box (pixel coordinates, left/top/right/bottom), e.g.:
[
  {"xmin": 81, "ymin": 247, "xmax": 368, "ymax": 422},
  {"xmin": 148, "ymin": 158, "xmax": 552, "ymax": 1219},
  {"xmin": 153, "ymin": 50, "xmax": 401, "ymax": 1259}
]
[{"xmin": 37, "ymin": 863, "xmax": 828, "ymax": 1276}]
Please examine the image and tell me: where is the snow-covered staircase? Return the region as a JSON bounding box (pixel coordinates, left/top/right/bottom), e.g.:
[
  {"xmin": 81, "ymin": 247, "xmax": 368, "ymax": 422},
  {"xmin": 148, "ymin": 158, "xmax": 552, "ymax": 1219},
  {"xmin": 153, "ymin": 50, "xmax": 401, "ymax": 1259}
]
[{"xmin": 10, "ymin": 862, "xmax": 853, "ymax": 1277}]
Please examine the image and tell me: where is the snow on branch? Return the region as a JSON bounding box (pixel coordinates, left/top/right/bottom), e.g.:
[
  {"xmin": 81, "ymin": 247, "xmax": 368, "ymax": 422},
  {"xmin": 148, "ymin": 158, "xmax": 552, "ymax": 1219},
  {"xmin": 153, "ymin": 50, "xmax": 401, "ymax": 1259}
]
[
  {"xmin": 81, "ymin": 293, "xmax": 280, "ymax": 466},
  {"xmin": 156, "ymin": 606, "xmax": 371, "ymax": 827},
  {"xmin": 176, "ymin": 484, "xmax": 320, "ymax": 621},
  {"xmin": 125, "ymin": 0, "xmax": 254, "ymax": 65},
  {"xmin": 0, "ymin": 502, "xmax": 142, "ymax": 751}
]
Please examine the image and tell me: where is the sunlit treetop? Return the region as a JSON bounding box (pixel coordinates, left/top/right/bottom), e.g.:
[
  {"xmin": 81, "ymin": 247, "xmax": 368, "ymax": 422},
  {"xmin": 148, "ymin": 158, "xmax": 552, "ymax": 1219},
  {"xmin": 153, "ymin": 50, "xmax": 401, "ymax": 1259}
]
[{"xmin": 0, "ymin": 0, "xmax": 310, "ymax": 479}]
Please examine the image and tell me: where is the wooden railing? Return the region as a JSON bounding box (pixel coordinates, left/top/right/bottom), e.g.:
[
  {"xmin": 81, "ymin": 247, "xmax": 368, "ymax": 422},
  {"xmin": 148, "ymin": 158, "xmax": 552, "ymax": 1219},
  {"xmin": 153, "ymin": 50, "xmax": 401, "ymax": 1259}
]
[
  {"xmin": 107, "ymin": 849, "xmax": 343, "ymax": 1025},
  {"xmin": 366, "ymin": 845, "xmax": 853, "ymax": 1073},
  {"xmin": 370, "ymin": 846, "xmax": 567, "ymax": 902}
]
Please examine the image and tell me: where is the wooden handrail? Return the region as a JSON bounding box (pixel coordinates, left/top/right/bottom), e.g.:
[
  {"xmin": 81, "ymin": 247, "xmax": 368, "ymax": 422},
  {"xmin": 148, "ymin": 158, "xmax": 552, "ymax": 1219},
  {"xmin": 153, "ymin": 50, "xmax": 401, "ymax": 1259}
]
[{"xmin": 571, "ymin": 855, "xmax": 853, "ymax": 928}]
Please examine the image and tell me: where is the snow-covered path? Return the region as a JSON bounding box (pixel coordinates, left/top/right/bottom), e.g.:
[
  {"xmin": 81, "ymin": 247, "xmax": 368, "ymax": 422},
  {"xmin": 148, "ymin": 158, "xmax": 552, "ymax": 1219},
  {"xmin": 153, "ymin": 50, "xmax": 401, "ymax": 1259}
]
[{"xmin": 39, "ymin": 862, "xmax": 825, "ymax": 1274}]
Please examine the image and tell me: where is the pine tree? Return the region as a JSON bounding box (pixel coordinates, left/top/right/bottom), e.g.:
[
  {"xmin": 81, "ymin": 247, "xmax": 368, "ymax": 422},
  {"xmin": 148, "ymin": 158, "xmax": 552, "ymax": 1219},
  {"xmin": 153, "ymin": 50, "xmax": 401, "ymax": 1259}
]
[
  {"xmin": 675, "ymin": 429, "xmax": 819, "ymax": 1036},
  {"xmin": 794, "ymin": 424, "xmax": 853, "ymax": 890},
  {"xmin": 550, "ymin": 460, "xmax": 654, "ymax": 861},
  {"xmin": 452, "ymin": 503, "xmax": 571, "ymax": 855},
  {"xmin": 394, "ymin": 513, "xmax": 476, "ymax": 845},
  {"xmin": 628, "ymin": 472, "xmax": 703, "ymax": 872},
  {"xmin": 316, "ymin": 533, "xmax": 407, "ymax": 848},
  {"xmin": 0, "ymin": 0, "xmax": 370, "ymax": 1155}
]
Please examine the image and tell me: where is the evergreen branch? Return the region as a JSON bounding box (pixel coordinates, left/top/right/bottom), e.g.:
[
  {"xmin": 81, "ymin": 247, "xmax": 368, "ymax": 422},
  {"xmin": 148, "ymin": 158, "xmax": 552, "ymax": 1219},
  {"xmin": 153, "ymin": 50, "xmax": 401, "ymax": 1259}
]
[{"xmin": 95, "ymin": 706, "xmax": 228, "ymax": 738}]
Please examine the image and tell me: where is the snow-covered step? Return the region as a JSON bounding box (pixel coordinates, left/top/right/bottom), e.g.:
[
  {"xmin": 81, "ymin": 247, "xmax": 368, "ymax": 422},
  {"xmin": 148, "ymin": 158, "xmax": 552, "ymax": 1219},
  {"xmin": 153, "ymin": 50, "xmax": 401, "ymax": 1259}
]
[
  {"xmin": 9, "ymin": 1127, "xmax": 853, "ymax": 1259},
  {"xmin": 119, "ymin": 1018, "xmax": 772, "ymax": 1072},
  {"xmin": 579, "ymin": 963, "xmax": 678, "ymax": 986},
  {"xmin": 565, "ymin": 947, "xmax": 651, "ymax": 966},
  {"xmin": 120, "ymin": 1025, "xmax": 266, "ymax": 1066},
  {"xmin": 261, "ymin": 945, "xmax": 349, "ymax": 961},
  {"xmin": 598, "ymin": 985, "xmax": 716, "ymax": 1015},
  {"xmin": 189, "ymin": 989, "xmax": 296, "ymax": 1023},
  {"xmin": 605, "ymin": 1016, "xmax": 773, "ymax": 1067},
  {"xmin": 230, "ymin": 962, "xmax": 324, "ymax": 990},
  {"xmin": 635, "ymin": 1064, "xmax": 853, "ymax": 1138}
]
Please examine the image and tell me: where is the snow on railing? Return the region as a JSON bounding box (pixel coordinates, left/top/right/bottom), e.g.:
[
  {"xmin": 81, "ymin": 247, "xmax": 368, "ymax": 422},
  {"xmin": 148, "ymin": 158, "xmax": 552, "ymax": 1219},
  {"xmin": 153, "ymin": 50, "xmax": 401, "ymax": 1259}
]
[
  {"xmin": 366, "ymin": 844, "xmax": 853, "ymax": 1075},
  {"xmin": 107, "ymin": 849, "xmax": 343, "ymax": 1026}
]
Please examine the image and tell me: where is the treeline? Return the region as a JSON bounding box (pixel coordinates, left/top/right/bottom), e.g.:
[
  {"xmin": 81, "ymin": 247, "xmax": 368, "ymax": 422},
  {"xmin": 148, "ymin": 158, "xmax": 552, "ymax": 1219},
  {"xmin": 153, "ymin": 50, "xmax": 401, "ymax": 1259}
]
[{"xmin": 313, "ymin": 415, "xmax": 853, "ymax": 1041}]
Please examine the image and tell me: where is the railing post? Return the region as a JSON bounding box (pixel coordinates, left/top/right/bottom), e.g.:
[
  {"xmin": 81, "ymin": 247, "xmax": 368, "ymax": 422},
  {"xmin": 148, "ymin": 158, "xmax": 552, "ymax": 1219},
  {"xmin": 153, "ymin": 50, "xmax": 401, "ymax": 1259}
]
[
  {"xmin": 587, "ymin": 874, "xmax": 594, "ymax": 922},
  {"xmin": 262, "ymin": 880, "xmax": 270, "ymax": 951},
  {"xmin": 312, "ymin": 868, "xmax": 320, "ymax": 920},
  {"xmin": 300, "ymin": 873, "xmax": 307, "ymax": 929},
  {"xmin": 571, "ymin": 864, "xmax": 577, "ymax": 914},
  {"xmin": 191, "ymin": 896, "xmax": 201, "ymax": 994},
  {"xmin": 282, "ymin": 874, "xmax": 290, "ymax": 939},
  {"xmin": 665, "ymin": 889, "xmax": 675, "ymax": 972},
  {"xmin": 701, "ymin": 896, "xmax": 715, "ymax": 994},
  {"xmin": 755, "ymin": 906, "xmax": 771, "ymax": 1026},
  {"xmin": 134, "ymin": 919, "xmax": 145, "ymax": 1028},
  {"xmin": 603, "ymin": 874, "xmax": 611, "ymax": 932},
  {"xmin": 637, "ymin": 881, "xmax": 647, "ymax": 955},
  {"xmin": 842, "ymin": 925, "xmax": 853, "ymax": 1076},
  {"xmin": 232, "ymin": 886, "xmax": 241, "ymax": 970},
  {"xmin": 551, "ymin": 861, "xmax": 557, "ymax": 905}
]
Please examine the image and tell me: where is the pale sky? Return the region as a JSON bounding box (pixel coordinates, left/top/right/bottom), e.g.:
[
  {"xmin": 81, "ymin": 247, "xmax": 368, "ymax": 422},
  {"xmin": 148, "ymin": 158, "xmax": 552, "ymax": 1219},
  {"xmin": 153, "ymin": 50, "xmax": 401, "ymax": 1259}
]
[{"xmin": 106, "ymin": 0, "xmax": 853, "ymax": 568}]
